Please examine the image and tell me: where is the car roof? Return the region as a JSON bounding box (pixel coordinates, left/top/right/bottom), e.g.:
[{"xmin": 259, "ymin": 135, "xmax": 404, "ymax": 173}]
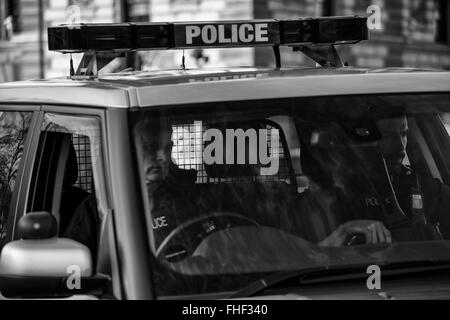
[{"xmin": 0, "ymin": 66, "xmax": 449, "ymax": 108}]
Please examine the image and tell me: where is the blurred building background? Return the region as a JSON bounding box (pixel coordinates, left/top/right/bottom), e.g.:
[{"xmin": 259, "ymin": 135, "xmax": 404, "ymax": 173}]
[{"xmin": 0, "ymin": 0, "xmax": 449, "ymax": 81}]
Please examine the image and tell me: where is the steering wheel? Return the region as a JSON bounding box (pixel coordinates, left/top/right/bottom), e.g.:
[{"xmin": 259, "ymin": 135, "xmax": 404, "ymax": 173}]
[{"xmin": 155, "ymin": 212, "xmax": 259, "ymax": 262}]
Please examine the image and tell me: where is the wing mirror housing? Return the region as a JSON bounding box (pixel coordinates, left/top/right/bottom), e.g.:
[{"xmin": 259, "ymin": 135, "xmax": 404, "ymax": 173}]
[
  {"xmin": 0, "ymin": 212, "xmax": 109, "ymax": 298},
  {"xmin": 17, "ymin": 211, "xmax": 57, "ymax": 239}
]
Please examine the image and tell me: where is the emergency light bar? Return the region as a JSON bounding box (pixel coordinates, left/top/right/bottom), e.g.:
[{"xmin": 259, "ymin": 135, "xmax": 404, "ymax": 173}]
[{"xmin": 48, "ymin": 16, "xmax": 368, "ymax": 53}]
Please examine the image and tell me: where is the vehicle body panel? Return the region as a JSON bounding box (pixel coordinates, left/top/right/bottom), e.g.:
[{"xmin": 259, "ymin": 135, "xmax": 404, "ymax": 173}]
[{"xmin": 1, "ymin": 68, "xmax": 449, "ymax": 108}]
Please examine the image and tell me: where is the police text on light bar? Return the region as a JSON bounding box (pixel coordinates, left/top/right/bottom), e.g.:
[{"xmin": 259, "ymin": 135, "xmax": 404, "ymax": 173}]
[{"xmin": 184, "ymin": 23, "xmax": 270, "ymax": 45}]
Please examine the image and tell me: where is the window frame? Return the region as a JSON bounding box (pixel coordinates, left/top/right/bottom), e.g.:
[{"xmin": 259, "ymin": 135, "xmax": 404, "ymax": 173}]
[
  {"xmin": 40, "ymin": 106, "xmax": 122, "ymax": 299},
  {"xmin": 7, "ymin": 106, "xmax": 112, "ymax": 240},
  {"xmin": 0, "ymin": 105, "xmax": 41, "ymax": 248},
  {"xmin": 436, "ymin": 0, "xmax": 450, "ymax": 45},
  {"xmin": 37, "ymin": 105, "xmax": 113, "ymax": 248}
]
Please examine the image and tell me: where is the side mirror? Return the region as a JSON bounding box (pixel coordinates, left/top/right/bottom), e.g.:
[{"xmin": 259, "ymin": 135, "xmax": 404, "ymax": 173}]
[
  {"xmin": 0, "ymin": 212, "xmax": 109, "ymax": 298},
  {"xmin": 17, "ymin": 211, "xmax": 57, "ymax": 239}
]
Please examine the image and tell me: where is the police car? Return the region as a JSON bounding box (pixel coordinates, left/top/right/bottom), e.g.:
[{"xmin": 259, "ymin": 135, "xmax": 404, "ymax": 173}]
[{"xmin": 0, "ymin": 16, "xmax": 449, "ymax": 300}]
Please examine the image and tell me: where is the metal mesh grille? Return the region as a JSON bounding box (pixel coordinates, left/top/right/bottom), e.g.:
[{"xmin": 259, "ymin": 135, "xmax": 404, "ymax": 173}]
[
  {"xmin": 71, "ymin": 134, "xmax": 93, "ymax": 193},
  {"xmin": 172, "ymin": 122, "xmax": 291, "ymax": 184},
  {"xmin": 259, "ymin": 126, "xmax": 290, "ymax": 182}
]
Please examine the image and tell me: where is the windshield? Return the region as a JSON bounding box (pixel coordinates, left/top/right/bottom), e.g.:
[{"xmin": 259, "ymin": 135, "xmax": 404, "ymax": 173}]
[{"xmin": 131, "ymin": 93, "xmax": 450, "ymax": 297}]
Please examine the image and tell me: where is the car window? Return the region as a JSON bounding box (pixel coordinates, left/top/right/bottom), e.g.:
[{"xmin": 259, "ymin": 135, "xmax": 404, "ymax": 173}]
[
  {"xmin": 131, "ymin": 94, "xmax": 450, "ymax": 297},
  {"xmin": 26, "ymin": 113, "xmax": 107, "ymax": 261},
  {"xmin": 0, "ymin": 112, "xmax": 32, "ymax": 246}
]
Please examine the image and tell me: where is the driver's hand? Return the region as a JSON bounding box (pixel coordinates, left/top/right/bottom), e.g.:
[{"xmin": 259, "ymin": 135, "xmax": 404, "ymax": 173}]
[
  {"xmin": 342, "ymin": 220, "xmax": 392, "ymax": 245},
  {"xmin": 318, "ymin": 220, "xmax": 392, "ymax": 247}
]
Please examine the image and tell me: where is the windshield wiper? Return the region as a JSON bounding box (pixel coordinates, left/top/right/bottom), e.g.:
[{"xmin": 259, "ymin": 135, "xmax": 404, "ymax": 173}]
[{"xmin": 230, "ymin": 260, "xmax": 450, "ymax": 298}]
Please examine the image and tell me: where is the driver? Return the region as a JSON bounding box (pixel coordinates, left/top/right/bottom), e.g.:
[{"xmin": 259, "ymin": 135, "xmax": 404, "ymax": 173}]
[
  {"xmin": 135, "ymin": 120, "xmax": 198, "ymax": 251},
  {"xmin": 63, "ymin": 119, "xmax": 198, "ymax": 258}
]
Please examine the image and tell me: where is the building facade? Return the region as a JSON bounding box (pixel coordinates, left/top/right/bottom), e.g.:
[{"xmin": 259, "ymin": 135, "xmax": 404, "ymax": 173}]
[
  {"xmin": 0, "ymin": 0, "xmax": 449, "ymax": 82},
  {"xmin": 147, "ymin": 0, "xmax": 450, "ymax": 70},
  {"xmin": 1, "ymin": 0, "xmax": 120, "ymax": 81}
]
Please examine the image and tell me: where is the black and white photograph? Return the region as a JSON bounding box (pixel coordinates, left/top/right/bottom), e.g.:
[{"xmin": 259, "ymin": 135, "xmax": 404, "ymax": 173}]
[{"xmin": 0, "ymin": 0, "xmax": 450, "ymax": 305}]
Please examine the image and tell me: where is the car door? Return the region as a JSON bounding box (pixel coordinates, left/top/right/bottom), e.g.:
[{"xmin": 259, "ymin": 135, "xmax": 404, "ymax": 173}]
[{"xmin": 3, "ymin": 106, "xmax": 120, "ymax": 299}]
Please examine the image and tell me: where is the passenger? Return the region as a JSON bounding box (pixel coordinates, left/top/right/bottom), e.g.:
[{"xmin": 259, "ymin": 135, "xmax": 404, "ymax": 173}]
[
  {"xmin": 298, "ymin": 123, "xmax": 393, "ymax": 246},
  {"xmin": 376, "ymin": 116, "xmax": 450, "ymax": 239},
  {"xmin": 299, "ymin": 114, "xmax": 450, "ymax": 246}
]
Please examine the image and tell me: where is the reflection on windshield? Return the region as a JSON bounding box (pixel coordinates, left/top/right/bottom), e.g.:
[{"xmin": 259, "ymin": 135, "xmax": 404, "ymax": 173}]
[{"xmin": 131, "ymin": 94, "xmax": 450, "ymax": 296}]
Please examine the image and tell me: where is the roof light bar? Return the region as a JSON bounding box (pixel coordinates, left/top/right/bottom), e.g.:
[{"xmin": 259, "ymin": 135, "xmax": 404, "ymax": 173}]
[
  {"xmin": 280, "ymin": 16, "xmax": 368, "ymax": 45},
  {"xmin": 48, "ymin": 16, "xmax": 368, "ymax": 53},
  {"xmin": 48, "ymin": 23, "xmax": 173, "ymax": 52}
]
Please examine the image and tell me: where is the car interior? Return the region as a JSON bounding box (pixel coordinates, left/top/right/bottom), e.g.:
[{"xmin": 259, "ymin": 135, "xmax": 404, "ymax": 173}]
[{"xmin": 160, "ymin": 110, "xmax": 450, "ymax": 263}]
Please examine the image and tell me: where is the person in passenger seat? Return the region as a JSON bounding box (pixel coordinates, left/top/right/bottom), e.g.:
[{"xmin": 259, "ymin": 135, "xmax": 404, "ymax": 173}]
[
  {"xmin": 297, "ymin": 123, "xmax": 394, "ymax": 246},
  {"xmin": 376, "ymin": 116, "xmax": 450, "ymax": 240},
  {"xmin": 299, "ymin": 114, "xmax": 450, "ymax": 246},
  {"xmin": 64, "ymin": 194, "xmax": 99, "ymax": 260},
  {"xmin": 59, "ymin": 143, "xmax": 90, "ymax": 236}
]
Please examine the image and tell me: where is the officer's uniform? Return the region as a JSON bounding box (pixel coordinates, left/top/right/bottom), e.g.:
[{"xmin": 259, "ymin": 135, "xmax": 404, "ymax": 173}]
[
  {"xmin": 64, "ymin": 164, "xmax": 197, "ymax": 262},
  {"xmin": 391, "ymin": 165, "xmax": 450, "ymax": 240},
  {"xmin": 337, "ymin": 164, "xmax": 450, "ymax": 242}
]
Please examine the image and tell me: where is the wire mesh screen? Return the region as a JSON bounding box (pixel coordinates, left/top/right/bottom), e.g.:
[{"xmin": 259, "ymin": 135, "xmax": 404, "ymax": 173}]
[
  {"xmin": 171, "ymin": 122, "xmax": 291, "ymax": 184},
  {"xmin": 71, "ymin": 134, "xmax": 93, "ymax": 193},
  {"xmin": 171, "ymin": 121, "xmax": 206, "ymax": 182},
  {"xmin": 258, "ymin": 126, "xmax": 290, "ymax": 182}
]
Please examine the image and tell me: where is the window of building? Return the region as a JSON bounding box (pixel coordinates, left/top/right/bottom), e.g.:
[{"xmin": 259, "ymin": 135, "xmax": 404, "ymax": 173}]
[
  {"xmin": 322, "ymin": 0, "xmax": 335, "ymax": 16},
  {"xmin": 6, "ymin": 0, "xmax": 20, "ymax": 34},
  {"xmin": 436, "ymin": 0, "xmax": 449, "ymax": 44}
]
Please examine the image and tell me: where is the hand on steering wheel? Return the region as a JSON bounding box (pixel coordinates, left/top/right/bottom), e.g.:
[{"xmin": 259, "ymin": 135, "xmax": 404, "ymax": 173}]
[{"xmin": 318, "ymin": 220, "xmax": 392, "ymax": 247}]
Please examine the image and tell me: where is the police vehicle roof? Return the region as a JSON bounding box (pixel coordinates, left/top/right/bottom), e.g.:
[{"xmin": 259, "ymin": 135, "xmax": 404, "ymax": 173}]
[
  {"xmin": 3, "ymin": 17, "xmax": 448, "ymax": 108},
  {"xmin": 0, "ymin": 66, "xmax": 449, "ymax": 108}
]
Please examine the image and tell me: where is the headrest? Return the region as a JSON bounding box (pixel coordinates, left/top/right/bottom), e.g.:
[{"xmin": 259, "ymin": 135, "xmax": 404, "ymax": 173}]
[
  {"xmin": 205, "ymin": 163, "xmax": 260, "ymax": 179},
  {"xmin": 299, "ymin": 124, "xmax": 382, "ymax": 188},
  {"xmin": 169, "ymin": 162, "xmax": 197, "ymax": 184}
]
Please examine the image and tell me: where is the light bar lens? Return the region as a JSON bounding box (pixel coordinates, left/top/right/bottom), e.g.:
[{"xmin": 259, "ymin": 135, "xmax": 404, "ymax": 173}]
[
  {"xmin": 133, "ymin": 23, "xmax": 173, "ymax": 49},
  {"xmin": 48, "ymin": 23, "xmax": 172, "ymax": 52},
  {"xmin": 280, "ymin": 16, "xmax": 368, "ymax": 45},
  {"xmin": 48, "ymin": 16, "xmax": 368, "ymax": 53},
  {"xmin": 315, "ymin": 16, "xmax": 368, "ymax": 44},
  {"xmin": 48, "ymin": 23, "xmax": 133, "ymax": 52}
]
